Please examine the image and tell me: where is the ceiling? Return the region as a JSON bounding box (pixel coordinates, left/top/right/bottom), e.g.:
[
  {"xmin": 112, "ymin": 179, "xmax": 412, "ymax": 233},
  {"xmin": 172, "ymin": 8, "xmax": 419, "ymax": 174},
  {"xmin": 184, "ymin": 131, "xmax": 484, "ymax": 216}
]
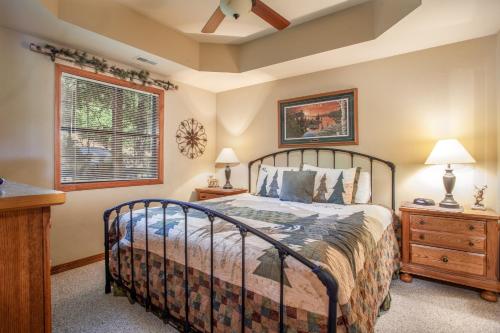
[
  {"xmin": 0, "ymin": 0, "xmax": 499, "ymax": 93},
  {"xmin": 6, "ymin": 0, "xmax": 424, "ymax": 74},
  {"xmin": 114, "ymin": 0, "xmax": 369, "ymax": 44}
]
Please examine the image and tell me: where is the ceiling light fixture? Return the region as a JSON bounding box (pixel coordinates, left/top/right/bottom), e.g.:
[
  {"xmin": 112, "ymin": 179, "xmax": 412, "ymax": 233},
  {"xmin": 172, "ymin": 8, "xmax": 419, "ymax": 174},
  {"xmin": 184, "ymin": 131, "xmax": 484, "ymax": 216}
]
[
  {"xmin": 220, "ymin": 0, "xmax": 252, "ymax": 20},
  {"xmin": 202, "ymin": 0, "xmax": 290, "ymax": 34}
]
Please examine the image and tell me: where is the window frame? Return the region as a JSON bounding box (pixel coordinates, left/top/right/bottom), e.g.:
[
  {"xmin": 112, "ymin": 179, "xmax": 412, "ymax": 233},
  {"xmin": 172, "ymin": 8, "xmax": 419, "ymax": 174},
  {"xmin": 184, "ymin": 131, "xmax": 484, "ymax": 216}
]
[{"xmin": 54, "ymin": 64, "xmax": 164, "ymax": 191}]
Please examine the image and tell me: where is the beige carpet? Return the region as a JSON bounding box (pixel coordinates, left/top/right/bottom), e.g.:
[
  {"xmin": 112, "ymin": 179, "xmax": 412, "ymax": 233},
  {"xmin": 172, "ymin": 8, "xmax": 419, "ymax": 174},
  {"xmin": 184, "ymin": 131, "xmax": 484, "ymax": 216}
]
[{"xmin": 52, "ymin": 261, "xmax": 500, "ymax": 333}]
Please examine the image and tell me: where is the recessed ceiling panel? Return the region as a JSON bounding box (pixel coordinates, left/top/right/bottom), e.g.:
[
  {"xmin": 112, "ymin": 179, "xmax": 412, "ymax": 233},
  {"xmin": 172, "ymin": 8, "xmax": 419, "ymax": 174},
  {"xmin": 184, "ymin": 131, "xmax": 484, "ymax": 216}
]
[{"xmin": 114, "ymin": 0, "xmax": 368, "ymax": 44}]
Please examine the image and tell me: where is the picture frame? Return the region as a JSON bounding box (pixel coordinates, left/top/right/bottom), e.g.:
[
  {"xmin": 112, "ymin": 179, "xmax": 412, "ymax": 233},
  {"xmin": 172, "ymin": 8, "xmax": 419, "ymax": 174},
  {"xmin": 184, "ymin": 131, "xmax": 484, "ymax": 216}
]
[{"xmin": 278, "ymin": 88, "xmax": 358, "ymax": 147}]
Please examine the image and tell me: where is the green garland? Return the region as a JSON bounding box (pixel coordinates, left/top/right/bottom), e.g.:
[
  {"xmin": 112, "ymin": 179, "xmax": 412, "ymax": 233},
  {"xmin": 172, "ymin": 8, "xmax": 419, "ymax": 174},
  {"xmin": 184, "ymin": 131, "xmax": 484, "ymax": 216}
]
[{"xmin": 30, "ymin": 43, "xmax": 177, "ymax": 90}]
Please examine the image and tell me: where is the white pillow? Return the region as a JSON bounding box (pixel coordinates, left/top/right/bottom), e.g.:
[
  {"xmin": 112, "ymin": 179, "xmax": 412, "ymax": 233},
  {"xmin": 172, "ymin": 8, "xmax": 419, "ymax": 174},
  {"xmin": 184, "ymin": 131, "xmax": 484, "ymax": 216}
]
[
  {"xmin": 354, "ymin": 171, "xmax": 371, "ymax": 204},
  {"xmin": 302, "ymin": 164, "xmax": 360, "ymax": 204},
  {"xmin": 255, "ymin": 164, "xmax": 299, "ymax": 198}
]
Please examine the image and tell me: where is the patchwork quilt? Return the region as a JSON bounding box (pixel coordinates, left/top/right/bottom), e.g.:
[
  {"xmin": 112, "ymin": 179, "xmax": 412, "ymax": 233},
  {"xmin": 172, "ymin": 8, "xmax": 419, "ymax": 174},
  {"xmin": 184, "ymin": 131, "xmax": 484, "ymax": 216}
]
[{"xmin": 109, "ymin": 194, "xmax": 400, "ymax": 332}]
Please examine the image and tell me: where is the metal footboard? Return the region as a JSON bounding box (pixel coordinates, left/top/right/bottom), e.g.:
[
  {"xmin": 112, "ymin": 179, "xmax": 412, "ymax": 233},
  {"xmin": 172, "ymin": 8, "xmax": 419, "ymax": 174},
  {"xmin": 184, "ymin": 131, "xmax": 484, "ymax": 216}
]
[{"xmin": 103, "ymin": 199, "xmax": 338, "ymax": 333}]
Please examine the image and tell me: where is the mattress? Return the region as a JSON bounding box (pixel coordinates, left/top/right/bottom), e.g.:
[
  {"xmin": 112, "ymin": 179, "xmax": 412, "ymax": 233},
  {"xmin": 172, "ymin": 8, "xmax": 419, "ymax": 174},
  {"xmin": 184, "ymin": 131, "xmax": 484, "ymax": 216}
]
[{"xmin": 108, "ymin": 193, "xmax": 400, "ymax": 333}]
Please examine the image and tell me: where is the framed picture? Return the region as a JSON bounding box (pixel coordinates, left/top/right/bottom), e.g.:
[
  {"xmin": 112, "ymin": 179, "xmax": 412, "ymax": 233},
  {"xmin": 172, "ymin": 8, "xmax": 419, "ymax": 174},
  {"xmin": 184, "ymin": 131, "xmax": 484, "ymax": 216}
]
[{"xmin": 278, "ymin": 88, "xmax": 358, "ymax": 147}]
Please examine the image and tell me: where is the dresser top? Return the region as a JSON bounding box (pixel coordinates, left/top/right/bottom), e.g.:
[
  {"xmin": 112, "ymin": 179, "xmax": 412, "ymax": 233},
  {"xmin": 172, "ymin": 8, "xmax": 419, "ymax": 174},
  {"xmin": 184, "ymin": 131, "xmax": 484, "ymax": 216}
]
[
  {"xmin": 400, "ymin": 201, "xmax": 498, "ymax": 220},
  {"xmin": 0, "ymin": 181, "xmax": 65, "ymax": 211},
  {"xmin": 195, "ymin": 187, "xmax": 247, "ymax": 195}
]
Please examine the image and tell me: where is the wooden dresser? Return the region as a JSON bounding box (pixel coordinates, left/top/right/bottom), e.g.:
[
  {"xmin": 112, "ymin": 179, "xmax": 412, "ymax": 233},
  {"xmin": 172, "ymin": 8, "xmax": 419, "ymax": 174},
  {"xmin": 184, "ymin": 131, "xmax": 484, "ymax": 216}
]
[
  {"xmin": 400, "ymin": 203, "xmax": 500, "ymax": 301},
  {"xmin": 0, "ymin": 181, "xmax": 65, "ymax": 332},
  {"xmin": 195, "ymin": 187, "xmax": 247, "ymax": 201}
]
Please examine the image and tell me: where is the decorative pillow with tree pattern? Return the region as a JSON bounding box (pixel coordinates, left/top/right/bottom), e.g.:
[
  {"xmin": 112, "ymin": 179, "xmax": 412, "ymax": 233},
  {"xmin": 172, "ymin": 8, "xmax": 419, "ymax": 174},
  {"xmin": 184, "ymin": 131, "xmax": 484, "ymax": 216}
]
[
  {"xmin": 255, "ymin": 164, "xmax": 299, "ymax": 198},
  {"xmin": 302, "ymin": 164, "xmax": 361, "ymax": 204}
]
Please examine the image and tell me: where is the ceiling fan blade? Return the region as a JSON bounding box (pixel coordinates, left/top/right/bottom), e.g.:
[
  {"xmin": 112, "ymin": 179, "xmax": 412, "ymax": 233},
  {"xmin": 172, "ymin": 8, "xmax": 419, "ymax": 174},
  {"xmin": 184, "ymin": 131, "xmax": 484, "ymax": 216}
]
[
  {"xmin": 202, "ymin": 7, "xmax": 225, "ymax": 33},
  {"xmin": 251, "ymin": 0, "xmax": 290, "ymax": 30}
]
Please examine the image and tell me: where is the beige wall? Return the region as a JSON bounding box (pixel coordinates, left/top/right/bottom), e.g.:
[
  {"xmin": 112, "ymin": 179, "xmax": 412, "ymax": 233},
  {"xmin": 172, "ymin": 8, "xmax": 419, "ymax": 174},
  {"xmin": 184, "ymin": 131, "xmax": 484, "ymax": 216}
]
[
  {"xmin": 1, "ymin": 25, "xmax": 499, "ymax": 265},
  {"xmin": 216, "ymin": 36, "xmax": 499, "ymax": 210},
  {"xmin": 497, "ymin": 31, "xmax": 500, "ymax": 210},
  {"xmin": 0, "ymin": 26, "xmax": 217, "ymax": 265}
]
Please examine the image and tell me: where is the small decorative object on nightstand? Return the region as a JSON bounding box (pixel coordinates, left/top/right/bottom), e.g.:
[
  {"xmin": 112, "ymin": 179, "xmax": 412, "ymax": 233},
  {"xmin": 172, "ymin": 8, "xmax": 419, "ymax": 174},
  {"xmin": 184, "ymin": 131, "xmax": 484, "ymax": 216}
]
[
  {"xmin": 207, "ymin": 175, "xmax": 219, "ymax": 188},
  {"xmin": 399, "ymin": 202, "xmax": 500, "ymax": 302},
  {"xmin": 472, "ymin": 185, "xmax": 487, "ymax": 211},
  {"xmin": 196, "ymin": 187, "xmax": 247, "ymax": 201},
  {"xmin": 425, "ymin": 139, "xmax": 475, "ymax": 208},
  {"xmin": 215, "ymin": 148, "xmax": 240, "ymax": 189}
]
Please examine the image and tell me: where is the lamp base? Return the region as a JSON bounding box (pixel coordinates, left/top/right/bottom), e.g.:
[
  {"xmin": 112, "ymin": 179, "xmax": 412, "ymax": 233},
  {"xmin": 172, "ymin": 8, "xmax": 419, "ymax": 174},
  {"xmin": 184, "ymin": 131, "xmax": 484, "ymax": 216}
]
[
  {"xmin": 439, "ymin": 194, "xmax": 460, "ymax": 209},
  {"xmin": 223, "ymin": 165, "xmax": 233, "ymax": 189},
  {"xmin": 439, "ymin": 165, "xmax": 460, "ymax": 209}
]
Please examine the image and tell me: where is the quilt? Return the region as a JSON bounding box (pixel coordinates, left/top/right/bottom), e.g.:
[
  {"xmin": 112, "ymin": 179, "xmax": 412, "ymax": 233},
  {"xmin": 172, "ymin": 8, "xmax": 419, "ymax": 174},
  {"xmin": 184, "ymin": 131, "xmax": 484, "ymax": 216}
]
[{"xmin": 108, "ymin": 194, "xmax": 400, "ymax": 332}]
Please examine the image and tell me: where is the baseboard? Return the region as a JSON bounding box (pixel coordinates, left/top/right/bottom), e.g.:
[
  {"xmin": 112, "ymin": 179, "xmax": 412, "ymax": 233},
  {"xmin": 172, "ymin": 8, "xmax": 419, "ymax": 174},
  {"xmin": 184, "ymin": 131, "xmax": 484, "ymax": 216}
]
[{"xmin": 51, "ymin": 253, "xmax": 104, "ymax": 275}]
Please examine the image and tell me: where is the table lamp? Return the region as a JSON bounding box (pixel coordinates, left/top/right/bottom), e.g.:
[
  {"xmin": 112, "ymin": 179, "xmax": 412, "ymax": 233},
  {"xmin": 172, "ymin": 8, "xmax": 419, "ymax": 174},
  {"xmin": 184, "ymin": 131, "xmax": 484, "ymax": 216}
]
[
  {"xmin": 216, "ymin": 148, "xmax": 240, "ymax": 189},
  {"xmin": 425, "ymin": 139, "xmax": 475, "ymax": 208}
]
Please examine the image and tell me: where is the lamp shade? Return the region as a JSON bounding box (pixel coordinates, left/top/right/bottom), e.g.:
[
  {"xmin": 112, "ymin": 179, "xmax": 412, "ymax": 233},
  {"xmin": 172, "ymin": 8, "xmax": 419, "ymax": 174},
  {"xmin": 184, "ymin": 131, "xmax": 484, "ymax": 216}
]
[
  {"xmin": 216, "ymin": 148, "xmax": 239, "ymax": 165},
  {"xmin": 425, "ymin": 139, "xmax": 475, "ymax": 165}
]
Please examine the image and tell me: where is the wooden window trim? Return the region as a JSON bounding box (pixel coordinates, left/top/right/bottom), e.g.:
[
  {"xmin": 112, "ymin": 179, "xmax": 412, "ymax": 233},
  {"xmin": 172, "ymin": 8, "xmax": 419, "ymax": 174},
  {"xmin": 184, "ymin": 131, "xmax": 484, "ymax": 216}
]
[{"xmin": 54, "ymin": 64, "xmax": 164, "ymax": 192}]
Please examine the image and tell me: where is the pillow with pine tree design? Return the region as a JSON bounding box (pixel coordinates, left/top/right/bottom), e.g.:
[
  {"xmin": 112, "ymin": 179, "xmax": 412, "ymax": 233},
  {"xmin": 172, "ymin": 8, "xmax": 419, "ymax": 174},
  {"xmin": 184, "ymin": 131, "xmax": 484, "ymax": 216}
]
[
  {"xmin": 302, "ymin": 164, "xmax": 361, "ymax": 204},
  {"xmin": 255, "ymin": 164, "xmax": 299, "ymax": 198}
]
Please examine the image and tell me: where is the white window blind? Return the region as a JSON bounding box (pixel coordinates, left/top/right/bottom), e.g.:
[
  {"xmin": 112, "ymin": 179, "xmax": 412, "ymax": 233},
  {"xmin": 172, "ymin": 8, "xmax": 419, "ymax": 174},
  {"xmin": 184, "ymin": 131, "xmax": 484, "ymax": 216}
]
[{"xmin": 59, "ymin": 73, "xmax": 160, "ymax": 185}]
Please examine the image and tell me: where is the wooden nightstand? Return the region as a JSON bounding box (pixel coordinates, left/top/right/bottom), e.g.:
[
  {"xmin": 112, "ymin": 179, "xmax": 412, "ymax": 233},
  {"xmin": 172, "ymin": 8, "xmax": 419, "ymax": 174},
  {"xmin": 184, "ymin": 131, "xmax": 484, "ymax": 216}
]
[
  {"xmin": 195, "ymin": 188, "xmax": 247, "ymax": 201},
  {"xmin": 399, "ymin": 203, "xmax": 500, "ymax": 302}
]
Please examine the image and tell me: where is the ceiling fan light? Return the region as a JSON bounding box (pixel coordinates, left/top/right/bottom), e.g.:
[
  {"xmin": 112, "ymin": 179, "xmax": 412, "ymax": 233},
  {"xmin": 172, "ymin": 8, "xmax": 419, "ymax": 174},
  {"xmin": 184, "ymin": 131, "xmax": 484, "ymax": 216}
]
[{"xmin": 220, "ymin": 0, "xmax": 252, "ymax": 19}]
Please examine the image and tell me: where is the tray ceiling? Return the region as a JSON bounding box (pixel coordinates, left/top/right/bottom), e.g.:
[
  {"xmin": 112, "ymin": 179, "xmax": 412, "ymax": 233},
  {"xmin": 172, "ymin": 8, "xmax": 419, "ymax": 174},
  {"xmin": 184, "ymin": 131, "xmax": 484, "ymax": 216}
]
[
  {"xmin": 1, "ymin": 0, "xmax": 499, "ymax": 92},
  {"xmin": 114, "ymin": 0, "xmax": 369, "ymax": 44}
]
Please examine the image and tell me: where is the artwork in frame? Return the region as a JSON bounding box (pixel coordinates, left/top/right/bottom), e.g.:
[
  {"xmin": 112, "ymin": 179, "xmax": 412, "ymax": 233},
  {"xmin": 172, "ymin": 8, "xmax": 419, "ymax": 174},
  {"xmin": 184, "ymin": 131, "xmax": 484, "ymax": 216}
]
[{"xmin": 278, "ymin": 88, "xmax": 358, "ymax": 147}]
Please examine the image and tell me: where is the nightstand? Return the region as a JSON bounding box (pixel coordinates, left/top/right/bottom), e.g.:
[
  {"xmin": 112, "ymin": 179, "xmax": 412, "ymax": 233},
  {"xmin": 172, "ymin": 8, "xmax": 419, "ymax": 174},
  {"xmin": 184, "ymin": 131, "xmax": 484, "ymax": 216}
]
[
  {"xmin": 195, "ymin": 188, "xmax": 247, "ymax": 201},
  {"xmin": 399, "ymin": 203, "xmax": 500, "ymax": 302}
]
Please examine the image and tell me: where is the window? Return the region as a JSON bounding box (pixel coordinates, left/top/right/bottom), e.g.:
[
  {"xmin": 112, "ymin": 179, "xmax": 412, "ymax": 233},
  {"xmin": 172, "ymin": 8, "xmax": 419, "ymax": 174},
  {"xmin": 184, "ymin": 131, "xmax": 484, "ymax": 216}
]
[{"xmin": 55, "ymin": 64, "xmax": 164, "ymax": 191}]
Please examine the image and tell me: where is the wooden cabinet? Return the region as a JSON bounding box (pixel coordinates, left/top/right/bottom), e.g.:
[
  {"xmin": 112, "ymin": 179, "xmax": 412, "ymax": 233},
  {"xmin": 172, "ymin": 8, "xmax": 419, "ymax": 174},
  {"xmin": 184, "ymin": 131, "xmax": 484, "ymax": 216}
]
[
  {"xmin": 0, "ymin": 182, "xmax": 65, "ymax": 332},
  {"xmin": 400, "ymin": 203, "xmax": 500, "ymax": 302},
  {"xmin": 195, "ymin": 187, "xmax": 247, "ymax": 201}
]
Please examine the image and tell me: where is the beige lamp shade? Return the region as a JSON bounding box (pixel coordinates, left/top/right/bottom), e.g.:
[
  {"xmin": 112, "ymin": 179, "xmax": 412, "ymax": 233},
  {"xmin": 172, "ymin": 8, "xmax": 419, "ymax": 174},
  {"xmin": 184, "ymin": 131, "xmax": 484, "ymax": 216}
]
[
  {"xmin": 216, "ymin": 148, "xmax": 239, "ymax": 165},
  {"xmin": 425, "ymin": 139, "xmax": 476, "ymax": 165}
]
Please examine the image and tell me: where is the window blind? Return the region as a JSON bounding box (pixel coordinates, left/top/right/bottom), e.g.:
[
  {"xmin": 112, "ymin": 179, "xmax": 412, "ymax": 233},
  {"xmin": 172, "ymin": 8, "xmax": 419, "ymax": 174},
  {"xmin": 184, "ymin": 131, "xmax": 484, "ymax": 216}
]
[{"xmin": 59, "ymin": 73, "xmax": 160, "ymax": 185}]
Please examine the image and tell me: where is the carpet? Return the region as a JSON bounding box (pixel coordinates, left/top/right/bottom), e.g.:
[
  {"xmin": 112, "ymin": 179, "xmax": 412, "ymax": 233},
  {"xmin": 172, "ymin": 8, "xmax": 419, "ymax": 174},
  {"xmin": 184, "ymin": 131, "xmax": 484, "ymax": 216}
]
[{"xmin": 52, "ymin": 261, "xmax": 500, "ymax": 332}]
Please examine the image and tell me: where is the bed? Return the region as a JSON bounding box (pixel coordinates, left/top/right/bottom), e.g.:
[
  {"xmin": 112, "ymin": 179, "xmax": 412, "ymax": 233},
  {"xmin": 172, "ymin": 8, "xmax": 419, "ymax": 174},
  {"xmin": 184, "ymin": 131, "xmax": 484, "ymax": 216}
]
[{"xmin": 103, "ymin": 148, "xmax": 400, "ymax": 333}]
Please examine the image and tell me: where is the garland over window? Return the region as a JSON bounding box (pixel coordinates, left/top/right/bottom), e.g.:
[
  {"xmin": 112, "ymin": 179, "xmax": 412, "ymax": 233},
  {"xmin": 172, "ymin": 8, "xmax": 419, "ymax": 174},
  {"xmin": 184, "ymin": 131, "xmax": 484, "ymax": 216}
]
[{"xmin": 30, "ymin": 43, "xmax": 177, "ymax": 91}]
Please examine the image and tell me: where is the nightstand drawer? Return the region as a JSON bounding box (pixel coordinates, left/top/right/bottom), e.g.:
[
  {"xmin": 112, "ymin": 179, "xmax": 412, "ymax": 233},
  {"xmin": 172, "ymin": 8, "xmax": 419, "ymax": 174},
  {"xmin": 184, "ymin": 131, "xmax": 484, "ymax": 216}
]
[
  {"xmin": 410, "ymin": 214, "xmax": 485, "ymax": 236},
  {"xmin": 410, "ymin": 229, "xmax": 486, "ymax": 253},
  {"xmin": 196, "ymin": 188, "xmax": 247, "ymax": 201},
  {"xmin": 411, "ymin": 244, "xmax": 486, "ymax": 276},
  {"xmin": 198, "ymin": 193, "xmax": 223, "ymax": 201}
]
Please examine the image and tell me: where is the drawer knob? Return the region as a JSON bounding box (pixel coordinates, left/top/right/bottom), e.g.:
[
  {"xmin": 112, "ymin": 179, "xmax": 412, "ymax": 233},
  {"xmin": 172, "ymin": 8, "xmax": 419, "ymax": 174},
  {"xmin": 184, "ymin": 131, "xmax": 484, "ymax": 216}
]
[
  {"xmin": 419, "ymin": 220, "xmax": 425, "ymax": 225},
  {"xmin": 419, "ymin": 235, "xmax": 425, "ymax": 240},
  {"xmin": 469, "ymin": 225, "xmax": 474, "ymax": 231},
  {"xmin": 441, "ymin": 256, "xmax": 449, "ymax": 263},
  {"xmin": 469, "ymin": 241, "xmax": 474, "ymax": 247}
]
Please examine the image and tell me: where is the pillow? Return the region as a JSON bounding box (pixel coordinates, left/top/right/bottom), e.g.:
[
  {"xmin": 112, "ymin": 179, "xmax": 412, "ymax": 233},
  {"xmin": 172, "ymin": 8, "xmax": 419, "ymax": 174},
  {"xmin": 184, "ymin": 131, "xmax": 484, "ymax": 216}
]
[
  {"xmin": 354, "ymin": 171, "xmax": 371, "ymax": 204},
  {"xmin": 255, "ymin": 164, "xmax": 299, "ymax": 198},
  {"xmin": 279, "ymin": 171, "xmax": 317, "ymax": 204},
  {"xmin": 302, "ymin": 164, "xmax": 360, "ymax": 204}
]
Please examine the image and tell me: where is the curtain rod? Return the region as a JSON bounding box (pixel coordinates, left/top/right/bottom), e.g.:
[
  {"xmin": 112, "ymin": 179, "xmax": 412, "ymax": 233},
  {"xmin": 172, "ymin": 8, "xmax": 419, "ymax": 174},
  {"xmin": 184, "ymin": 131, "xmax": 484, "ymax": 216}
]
[{"xmin": 29, "ymin": 43, "xmax": 178, "ymax": 91}]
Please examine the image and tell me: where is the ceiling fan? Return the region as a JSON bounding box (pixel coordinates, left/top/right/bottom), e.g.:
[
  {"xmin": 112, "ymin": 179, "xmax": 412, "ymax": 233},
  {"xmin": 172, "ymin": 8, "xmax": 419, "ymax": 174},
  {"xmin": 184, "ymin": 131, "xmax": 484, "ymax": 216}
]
[{"xmin": 202, "ymin": 0, "xmax": 290, "ymax": 33}]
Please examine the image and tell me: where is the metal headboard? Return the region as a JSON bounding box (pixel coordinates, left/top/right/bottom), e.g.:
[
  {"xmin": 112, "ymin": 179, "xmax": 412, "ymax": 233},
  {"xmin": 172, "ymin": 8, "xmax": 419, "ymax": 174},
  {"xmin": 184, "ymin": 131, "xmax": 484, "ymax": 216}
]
[{"xmin": 248, "ymin": 148, "xmax": 396, "ymax": 210}]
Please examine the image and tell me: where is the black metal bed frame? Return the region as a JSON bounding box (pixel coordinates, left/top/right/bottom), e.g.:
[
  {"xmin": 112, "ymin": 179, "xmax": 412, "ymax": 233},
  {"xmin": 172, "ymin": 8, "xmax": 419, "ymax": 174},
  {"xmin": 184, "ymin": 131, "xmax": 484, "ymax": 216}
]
[{"xmin": 103, "ymin": 148, "xmax": 395, "ymax": 333}]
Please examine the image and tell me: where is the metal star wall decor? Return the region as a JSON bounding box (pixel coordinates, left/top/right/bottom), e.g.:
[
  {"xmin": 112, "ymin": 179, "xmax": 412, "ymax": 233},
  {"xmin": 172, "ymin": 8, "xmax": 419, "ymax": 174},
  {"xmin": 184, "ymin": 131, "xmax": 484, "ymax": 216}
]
[{"xmin": 175, "ymin": 118, "xmax": 207, "ymax": 159}]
